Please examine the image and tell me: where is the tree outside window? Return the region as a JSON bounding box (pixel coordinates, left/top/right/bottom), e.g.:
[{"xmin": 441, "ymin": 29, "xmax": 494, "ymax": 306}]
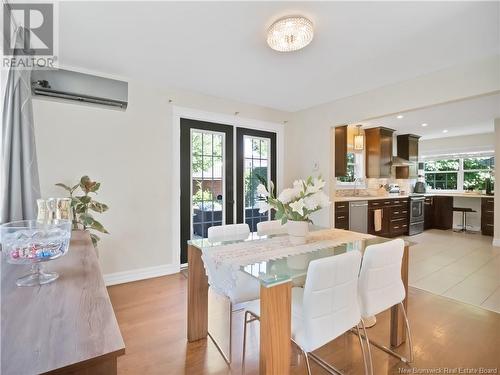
[
  {"xmin": 337, "ymin": 153, "xmax": 356, "ymax": 183},
  {"xmin": 424, "ymin": 156, "xmax": 494, "ymax": 191}
]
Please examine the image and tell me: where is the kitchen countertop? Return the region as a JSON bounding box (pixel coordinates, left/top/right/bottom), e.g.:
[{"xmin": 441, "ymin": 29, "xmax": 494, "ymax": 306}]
[{"xmin": 334, "ymin": 192, "xmax": 495, "ymax": 202}]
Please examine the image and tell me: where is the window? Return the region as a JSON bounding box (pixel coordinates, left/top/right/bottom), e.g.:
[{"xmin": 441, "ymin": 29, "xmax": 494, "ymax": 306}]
[
  {"xmin": 424, "ymin": 156, "xmax": 494, "ymax": 192},
  {"xmin": 424, "ymin": 159, "xmax": 459, "ymax": 190},
  {"xmin": 337, "ymin": 152, "xmax": 356, "ymax": 183},
  {"xmin": 463, "ymin": 157, "xmax": 494, "ymax": 191}
]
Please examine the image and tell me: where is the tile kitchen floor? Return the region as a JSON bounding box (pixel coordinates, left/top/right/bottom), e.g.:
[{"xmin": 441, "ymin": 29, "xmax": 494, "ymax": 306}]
[{"xmin": 404, "ymin": 229, "xmax": 500, "ymax": 313}]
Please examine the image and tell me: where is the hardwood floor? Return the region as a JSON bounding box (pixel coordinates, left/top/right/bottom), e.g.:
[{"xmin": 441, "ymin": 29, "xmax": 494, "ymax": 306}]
[{"xmin": 108, "ymin": 274, "xmax": 500, "ymax": 375}]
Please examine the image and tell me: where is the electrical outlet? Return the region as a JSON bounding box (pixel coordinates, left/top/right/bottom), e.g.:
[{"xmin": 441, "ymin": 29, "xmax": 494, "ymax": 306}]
[{"xmin": 313, "ymin": 161, "xmax": 319, "ymax": 171}]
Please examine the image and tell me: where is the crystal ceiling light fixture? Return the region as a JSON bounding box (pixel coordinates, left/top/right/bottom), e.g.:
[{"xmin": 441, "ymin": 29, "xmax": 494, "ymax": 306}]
[{"xmin": 267, "ymin": 16, "xmax": 314, "ymax": 52}]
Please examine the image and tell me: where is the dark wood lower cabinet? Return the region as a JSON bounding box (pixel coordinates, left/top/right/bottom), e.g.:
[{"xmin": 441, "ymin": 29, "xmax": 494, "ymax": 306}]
[
  {"xmin": 334, "ymin": 201, "xmax": 349, "ymax": 230},
  {"xmin": 481, "ymin": 197, "xmax": 494, "ymax": 236},
  {"xmin": 424, "ymin": 197, "xmax": 434, "ymax": 230},
  {"xmin": 432, "ymin": 196, "xmax": 453, "ymax": 230},
  {"xmin": 368, "ymin": 198, "xmax": 409, "ymax": 238}
]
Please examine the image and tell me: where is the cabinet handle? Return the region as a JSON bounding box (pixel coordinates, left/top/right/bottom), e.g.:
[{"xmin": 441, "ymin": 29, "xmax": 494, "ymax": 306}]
[
  {"xmin": 486, "ymin": 210, "xmax": 494, "ymax": 213},
  {"xmin": 337, "ymin": 216, "xmax": 345, "ymax": 219},
  {"xmin": 402, "ymin": 210, "xmax": 408, "ymax": 214},
  {"xmin": 394, "ymin": 211, "xmax": 400, "ymax": 215},
  {"xmin": 337, "ymin": 205, "xmax": 345, "ymax": 209},
  {"xmin": 487, "ymin": 224, "xmax": 494, "ymax": 227},
  {"xmin": 393, "ymin": 226, "xmax": 400, "ymax": 229},
  {"xmin": 384, "ymin": 201, "xmax": 391, "ymax": 204},
  {"xmin": 402, "ymin": 224, "xmax": 408, "ymax": 228},
  {"xmin": 372, "ymin": 203, "xmax": 380, "ymax": 206}
]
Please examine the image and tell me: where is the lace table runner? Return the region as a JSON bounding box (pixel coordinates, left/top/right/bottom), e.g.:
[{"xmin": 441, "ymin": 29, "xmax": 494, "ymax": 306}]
[{"xmin": 200, "ymin": 229, "xmax": 375, "ymax": 298}]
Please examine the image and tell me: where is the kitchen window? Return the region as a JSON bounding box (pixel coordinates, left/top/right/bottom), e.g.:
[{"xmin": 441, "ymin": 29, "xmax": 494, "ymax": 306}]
[
  {"xmin": 424, "ymin": 156, "xmax": 494, "ymax": 192},
  {"xmin": 337, "ymin": 152, "xmax": 365, "ymax": 187}
]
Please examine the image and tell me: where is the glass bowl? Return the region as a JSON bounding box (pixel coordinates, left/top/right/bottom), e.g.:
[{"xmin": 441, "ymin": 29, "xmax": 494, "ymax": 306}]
[{"xmin": 1, "ymin": 220, "xmax": 72, "ymax": 286}]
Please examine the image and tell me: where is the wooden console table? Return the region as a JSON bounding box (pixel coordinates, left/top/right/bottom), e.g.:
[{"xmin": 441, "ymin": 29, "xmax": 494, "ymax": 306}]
[{"xmin": 1, "ymin": 230, "xmax": 125, "ymax": 375}]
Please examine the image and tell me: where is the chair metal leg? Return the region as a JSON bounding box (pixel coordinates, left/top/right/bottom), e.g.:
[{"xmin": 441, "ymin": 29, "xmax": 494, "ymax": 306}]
[
  {"xmin": 303, "ymin": 351, "xmax": 312, "ymax": 375},
  {"xmin": 399, "ymin": 302, "xmax": 414, "ymax": 363},
  {"xmin": 356, "ymin": 322, "xmax": 369, "ymax": 375},
  {"xmin": 241, "ymin": 310, "xmax": 260, "ymax": 372},
  {"xmin": 359, "ymin": 319, "xmax": 374, "ymax": 375},
  {"xmin": 357, "ymin": 305, "xmax": 413, "ymax": 365},
  {"xmin": 291, "ymin": 339, "xmax": 313, "ymax": 375}
]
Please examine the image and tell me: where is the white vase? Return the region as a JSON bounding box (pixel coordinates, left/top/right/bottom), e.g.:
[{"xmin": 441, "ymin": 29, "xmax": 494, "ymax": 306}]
[{"xmin": 287, "ymin": 220, "xmax": 309, "ymax": 238}]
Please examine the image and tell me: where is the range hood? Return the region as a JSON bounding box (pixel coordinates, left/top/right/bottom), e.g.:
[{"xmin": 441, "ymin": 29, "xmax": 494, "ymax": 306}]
[{"xmin": 391, "ymin": 155, "xmax": 411, "ymax": 166}]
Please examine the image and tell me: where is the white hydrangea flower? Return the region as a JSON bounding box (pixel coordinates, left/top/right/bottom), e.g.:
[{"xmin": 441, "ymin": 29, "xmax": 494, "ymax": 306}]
[
  {"xmin": 257, "ymin": 201, "xmax": 270, "ymax": 214},
  {"xmin": 303, "ymin": 195, "xmax": 319, "ymax": 210},
  {"xmin": 306, "ymin": 177, "xmax": 326, "ymax": 195},
  {"xmin": 313, "ymin": 191, "xmax": 330, "ymax": 208},
  {"xmin": 278, "ymin": 188, "xmax": 299, "ymax": 204},
  {"xmin": 256, "ymin": 183, "xmax": 269, "ymax": 197},
  {"xmin": 289, "ymin": 199, "xmax": 305, "ymax": 216}
]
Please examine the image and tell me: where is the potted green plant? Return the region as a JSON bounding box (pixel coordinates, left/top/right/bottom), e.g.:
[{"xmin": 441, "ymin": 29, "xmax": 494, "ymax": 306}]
[{"xmin": 56, "ymin": 176, "xmax": 109, "ymax": 247}]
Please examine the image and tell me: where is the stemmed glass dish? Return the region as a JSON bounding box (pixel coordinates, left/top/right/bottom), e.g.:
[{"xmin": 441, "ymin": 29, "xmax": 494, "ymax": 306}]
[{"xmin": 1, "ymin": 220, "xmax": 72, "ymax": 286}]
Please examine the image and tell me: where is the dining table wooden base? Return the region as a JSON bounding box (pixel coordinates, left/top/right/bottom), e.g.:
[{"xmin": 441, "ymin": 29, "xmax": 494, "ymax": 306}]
[
  {"xmin": 186, "ymin": 237, "xmax": 410, "ymax": 373},
  {"xmin": 259, "ymin": 281, "xmax": 292, "ymax": 375}
]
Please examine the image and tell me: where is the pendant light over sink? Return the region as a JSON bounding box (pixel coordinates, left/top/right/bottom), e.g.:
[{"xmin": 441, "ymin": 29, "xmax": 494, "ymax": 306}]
[
  {"xmin": 267, "ymin": 16, "xmax": 314, "ymax": 52},
  {"xmin": 353, "ymin": 125, "xmax": 364, "ymax": 151}
]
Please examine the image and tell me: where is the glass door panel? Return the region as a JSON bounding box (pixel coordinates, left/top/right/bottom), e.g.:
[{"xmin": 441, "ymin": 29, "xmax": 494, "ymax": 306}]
[
  {"xmin": 191, "ymin": 130, "xmax": 225, "ymax": 240},
  {"xmin": 180, "ymin": 119, "xmax": 234, "ymax": 264},
  {"xmin": 236, "ymin": 128, "xmax": 277, "ymax": 232}
]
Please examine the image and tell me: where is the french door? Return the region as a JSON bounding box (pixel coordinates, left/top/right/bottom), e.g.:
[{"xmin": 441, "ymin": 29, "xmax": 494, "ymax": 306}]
[
  {"xmin": 236, "ymin": 128, "xmax": 277, "ymax": 231},
  {"xmin": 180, "ymin": 120, "xmax": 276, "ymax": 264},
  {"xmin": 180, "ymin": 119, "xmax": 234, "ymax": 264}
]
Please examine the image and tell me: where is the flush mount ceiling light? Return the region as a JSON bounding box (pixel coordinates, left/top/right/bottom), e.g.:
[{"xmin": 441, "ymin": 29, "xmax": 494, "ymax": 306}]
[
  {"xmin": 421, "ymin": 123, "xmax": 428, "ymax": 127},
  {"xmin": 397, "ymin": 115, "xmax": 404, "ymax": 119},
  {"xmin": 267, "ymin": 16, "xmax": 314, "ymax": 52}
]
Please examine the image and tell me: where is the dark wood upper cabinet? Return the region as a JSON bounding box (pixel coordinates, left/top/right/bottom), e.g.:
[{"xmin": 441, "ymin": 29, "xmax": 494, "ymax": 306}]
[
  {"xmin": 334, "ymin": 125, "xmax": 348, "ymax": 177},
  {"xmin": 365, "ymin": 127, "xmax": 395, "ymax": 178},
  {"xmin": 396, "ymin": 134, "xmax": 420, "ymax": 179}
]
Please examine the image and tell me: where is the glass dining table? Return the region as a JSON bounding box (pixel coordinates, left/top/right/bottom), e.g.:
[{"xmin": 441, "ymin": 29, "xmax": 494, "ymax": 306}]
[{"xmin": 186, "ymin": 229, "xmax": 410, "ymax": 375}]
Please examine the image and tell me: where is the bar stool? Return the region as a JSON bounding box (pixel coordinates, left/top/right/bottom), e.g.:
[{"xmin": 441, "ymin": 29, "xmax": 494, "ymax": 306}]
[{"xmin": 453, "ymin": 207, "xmax": 477, "ymax": 233}]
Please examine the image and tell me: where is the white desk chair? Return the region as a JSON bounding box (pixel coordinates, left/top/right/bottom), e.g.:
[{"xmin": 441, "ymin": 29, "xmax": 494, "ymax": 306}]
[
  {"xmin": 206, "ymin": 223, "xmax": 260, "ymax": 364},
  {"xmin": 256, "ymin": 220, "xmax": 287, "ymax": 236},
  {"xmin": 358, "ymin": 238, "xmax": 413, "ymax": 371},
  {"xmin": 242, "ymin": 251, "xmax": 369, "ymax": 375}
]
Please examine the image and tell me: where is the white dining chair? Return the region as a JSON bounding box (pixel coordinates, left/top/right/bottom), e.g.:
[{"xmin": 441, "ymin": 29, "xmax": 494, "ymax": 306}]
[
  {"xmin": 358, "ymin": 238, "xmax": 413, "ymax": 369},
  {"xmin": 206, "ymin": 223, "xmax": 260, "ymax": 365},
  {"xmin": 242, "ymin": 251, "xmax": 370, "ymax": 375},
  {"xmin": 256, "ymin": 219, "xmax": 287, "ymax": 236}
]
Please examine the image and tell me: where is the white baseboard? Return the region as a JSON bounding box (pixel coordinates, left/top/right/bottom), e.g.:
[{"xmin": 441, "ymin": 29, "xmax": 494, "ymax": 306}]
[
  {"xmin": 492, "ymin": 238, "xmax": 500, "ymax": 247},
  {"xmin": 104, "ymin": 263, "xmax": 180, "ymax": 286}
]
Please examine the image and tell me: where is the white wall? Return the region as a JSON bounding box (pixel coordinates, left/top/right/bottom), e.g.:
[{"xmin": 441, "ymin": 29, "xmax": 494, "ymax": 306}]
[
  {"xmin": 33, "ymin": 79, "xmax": 289, "ymax": 282},
  {"xmin": 285, "ymin": 55, "xmax": 500, "ymax": 227},
  {"xmin": 420, "ymin": 132, "xmax": 494, "ymax": 157}
]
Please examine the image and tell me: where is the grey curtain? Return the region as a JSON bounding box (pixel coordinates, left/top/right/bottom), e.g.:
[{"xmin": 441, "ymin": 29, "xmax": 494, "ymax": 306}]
[{"xmin": 1, "ymin": 27, "xmax": 41, "ymax": 223}]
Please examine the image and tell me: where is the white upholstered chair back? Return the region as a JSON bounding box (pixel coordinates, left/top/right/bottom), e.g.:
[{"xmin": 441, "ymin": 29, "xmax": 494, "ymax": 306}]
[
  {"xmin": 256, "ymin": 220, "xmax": 286, "ymax": 236},
  {"xmin": 207, "ymin": 223, "xmax": 250, "ymax": 243},
  {"xmin": 297, "ymin": 251, "xmax": 362, "ymax": 353},
  {"xmin": 358, "ymin": 238, "xmax": 405, "ymax": 318}
]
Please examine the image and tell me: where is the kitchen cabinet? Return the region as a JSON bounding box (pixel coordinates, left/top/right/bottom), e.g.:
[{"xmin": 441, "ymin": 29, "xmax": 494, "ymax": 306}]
[
  {"xmin": 396, "ymin": 134, "xmax": 420, "ymax": 179},
  {"xmin": 432, "ymin": 196, "xmax": 453, "ymax": 229},
  {"xmin": 481, "ymin": 197, "xmax": 494, "ymax": 236},
  {"xmin": 334, "ymin": 201, "xmax": 349, "ymax": 230},
  {"xmin": 365, "ymin": 127, "xmax": 395, "ymax": 178},
  {"xmin": 367, "ymin": 198, "xmax": 408, "ymax": 237},
  {"xmin": 334, "ymin": 125, "xmax": 348, "ymax": 177},
  {"xmin": 424, "ymin": 196, "xmax": 434, "ymax": 229}
]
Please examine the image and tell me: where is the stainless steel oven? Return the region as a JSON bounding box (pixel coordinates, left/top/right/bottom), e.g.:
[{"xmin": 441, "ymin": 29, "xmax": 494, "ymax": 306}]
[{"xmin": 409, "ymin": 195, "xmax": 425, "ymax": 235}]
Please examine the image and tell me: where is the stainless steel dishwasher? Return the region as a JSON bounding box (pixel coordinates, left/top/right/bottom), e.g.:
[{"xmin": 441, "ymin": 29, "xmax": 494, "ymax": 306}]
[{"xmin": 349, "ymin": 201, "xmax": 368, "ymax": 233}]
